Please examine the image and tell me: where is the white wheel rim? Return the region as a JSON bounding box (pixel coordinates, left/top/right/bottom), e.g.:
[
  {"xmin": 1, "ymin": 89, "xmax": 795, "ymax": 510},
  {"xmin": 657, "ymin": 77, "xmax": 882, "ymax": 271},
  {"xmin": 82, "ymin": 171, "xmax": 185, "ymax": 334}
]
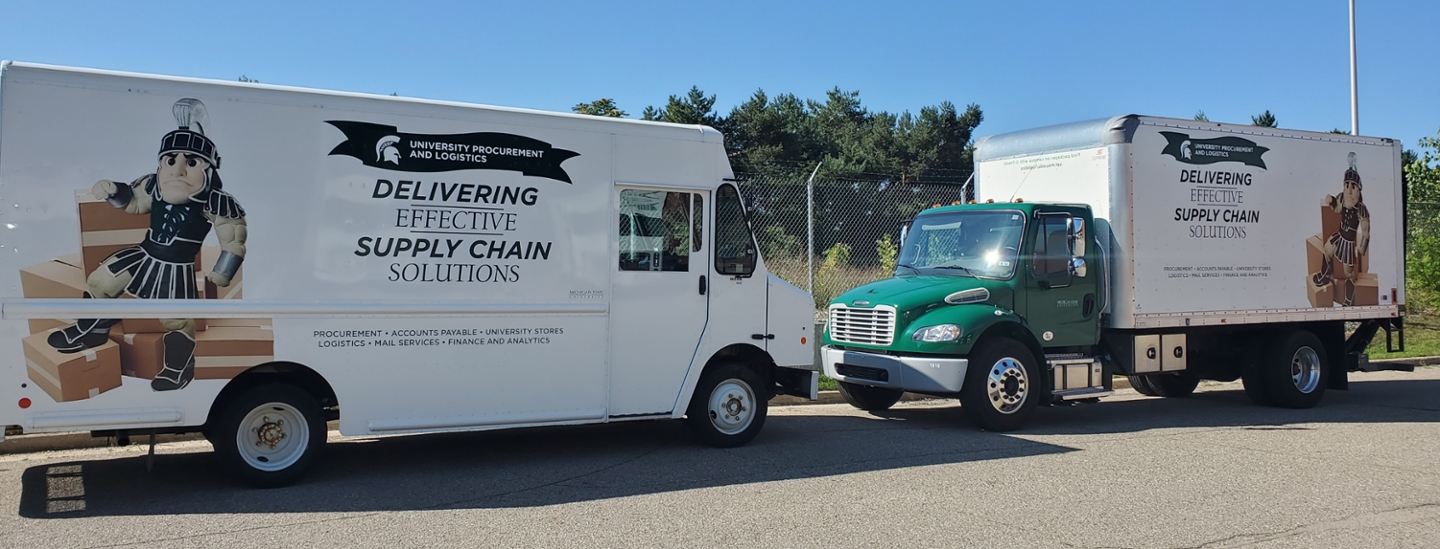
[
  {"xmin": 236, "ymin": 402, "xmax": 309, "ymax": 472},
  {"xmin": 707, "ymin": 379, "xmax": 756, "ymax": 435},
  {"xmin": 1291, "ymin": 346, "xmax": 1322, "ymax": 394},
  {"xmin": 986, "ymin": 357, "xmax": 1029, "ymax": 414}
]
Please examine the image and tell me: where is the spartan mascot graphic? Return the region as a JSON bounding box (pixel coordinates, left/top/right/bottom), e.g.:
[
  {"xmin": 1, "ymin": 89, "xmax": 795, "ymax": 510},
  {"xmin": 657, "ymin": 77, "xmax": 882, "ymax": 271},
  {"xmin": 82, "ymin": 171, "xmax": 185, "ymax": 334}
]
[
  {"xmin": 1311, "ymin": 152, "xmax": 1370, "ymax": 306},
  {"xmin": 47, "ymin": 98, "xmax": 248, "ymax": 391}
]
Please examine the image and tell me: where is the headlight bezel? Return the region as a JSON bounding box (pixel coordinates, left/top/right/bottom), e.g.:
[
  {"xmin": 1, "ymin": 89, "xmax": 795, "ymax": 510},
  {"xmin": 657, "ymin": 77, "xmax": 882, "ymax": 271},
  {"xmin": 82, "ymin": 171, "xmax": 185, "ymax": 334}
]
[{"xmin": 912, "ymin": 324, "xmax": 963, "ymax": 342}]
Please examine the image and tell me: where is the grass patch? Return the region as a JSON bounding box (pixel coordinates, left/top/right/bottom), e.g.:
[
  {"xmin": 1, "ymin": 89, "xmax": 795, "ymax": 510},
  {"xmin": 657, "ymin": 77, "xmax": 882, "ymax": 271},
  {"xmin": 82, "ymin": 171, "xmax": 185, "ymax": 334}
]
[
  {"xmin": 818, "ymin": 374, "xmax": 837, "ymax": 391},
  {"xmin": 1366, "ymin": 311, "xmax": 1440, "ymax": 360}
]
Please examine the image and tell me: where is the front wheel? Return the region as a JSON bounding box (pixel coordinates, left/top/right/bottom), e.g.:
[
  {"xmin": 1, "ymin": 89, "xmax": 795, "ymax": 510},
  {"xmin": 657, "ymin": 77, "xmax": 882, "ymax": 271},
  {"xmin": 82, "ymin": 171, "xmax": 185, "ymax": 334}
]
[
  {"xmin": 687, "ymin": 363, "xmax": 768, "ymax": 448},
  {"xmin": 212, "ymin": 383, "xmax": 326, "ymax": 488},
  {"xmin": 958, "ymin": 338, "xmax": 1040, "ymax": 432},
  {"xmin": 837, "ymin": 381, "xmax": 904, "ymax": 411}
]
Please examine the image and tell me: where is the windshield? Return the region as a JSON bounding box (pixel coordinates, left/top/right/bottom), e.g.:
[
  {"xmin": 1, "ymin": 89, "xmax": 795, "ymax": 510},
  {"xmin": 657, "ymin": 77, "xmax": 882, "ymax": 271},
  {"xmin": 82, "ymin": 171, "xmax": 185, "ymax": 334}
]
[{"xmin": 896, "ymin": 210, "xmax": 1025, "ymax": 279}]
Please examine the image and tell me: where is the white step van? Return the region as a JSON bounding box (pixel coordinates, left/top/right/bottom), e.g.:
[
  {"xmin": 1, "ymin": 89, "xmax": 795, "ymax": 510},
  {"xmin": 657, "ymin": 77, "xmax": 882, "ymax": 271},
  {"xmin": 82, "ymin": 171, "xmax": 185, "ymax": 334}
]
[{"xmin": 0, "ymin": 62, "xmax": 816, "ymax": 486}]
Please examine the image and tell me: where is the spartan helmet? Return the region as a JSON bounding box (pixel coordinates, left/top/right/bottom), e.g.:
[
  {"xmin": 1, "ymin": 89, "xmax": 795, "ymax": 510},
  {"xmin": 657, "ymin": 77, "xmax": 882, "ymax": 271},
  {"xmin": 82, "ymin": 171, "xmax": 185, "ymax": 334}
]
[
  {"xmin": 159, "ymin": 98, "xmax": 220, "ymax": 169},
  {"xmin": 376, "ymin": 135, "xmax": 401, "ymax": 165}
]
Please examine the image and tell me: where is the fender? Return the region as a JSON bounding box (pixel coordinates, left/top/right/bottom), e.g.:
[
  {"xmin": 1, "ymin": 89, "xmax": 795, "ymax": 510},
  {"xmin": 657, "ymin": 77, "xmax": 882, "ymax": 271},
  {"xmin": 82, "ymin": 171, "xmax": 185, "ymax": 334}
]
[{"xmin": 897, "ymin": 303, "xmax": 1039, "ymax": 357}]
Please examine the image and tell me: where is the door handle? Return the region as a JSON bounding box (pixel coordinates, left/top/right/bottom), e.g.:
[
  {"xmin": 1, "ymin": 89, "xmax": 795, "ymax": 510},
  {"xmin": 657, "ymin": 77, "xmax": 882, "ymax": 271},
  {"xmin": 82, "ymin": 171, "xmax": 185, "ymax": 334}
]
[
  {"xmin": 751, "ymin": 334, "xmax": 775, "ymax": 340},
  {"xmin": 699, "ymin": 275, "xmax": 707, "ymax": 295}
]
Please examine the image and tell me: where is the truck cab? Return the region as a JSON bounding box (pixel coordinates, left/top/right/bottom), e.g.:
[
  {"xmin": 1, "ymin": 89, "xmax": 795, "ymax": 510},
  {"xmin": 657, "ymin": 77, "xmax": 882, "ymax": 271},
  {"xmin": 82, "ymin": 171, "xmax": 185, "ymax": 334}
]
[{"xmin": 821, "ymin": 201, "xmax": 1108, "ymax": 431}]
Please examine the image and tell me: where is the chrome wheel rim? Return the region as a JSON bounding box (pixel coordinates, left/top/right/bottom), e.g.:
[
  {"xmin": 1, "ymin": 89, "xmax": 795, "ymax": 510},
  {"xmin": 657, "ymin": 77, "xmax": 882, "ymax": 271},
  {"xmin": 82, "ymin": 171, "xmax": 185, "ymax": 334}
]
[
  {"xmin": 1291, "ymin": 346, "xmax": 1322, "ymax": 394},
  {"xmin": 986, "ymin": 358, "xmax": 1029, "ymax": 414},
  {"xmin": 236, "ymin": 402, "xmax": 309, "ymax": 472},
  {"xmin": 707, "ymin": 379, "xmax": 756, "ymax": 435}
]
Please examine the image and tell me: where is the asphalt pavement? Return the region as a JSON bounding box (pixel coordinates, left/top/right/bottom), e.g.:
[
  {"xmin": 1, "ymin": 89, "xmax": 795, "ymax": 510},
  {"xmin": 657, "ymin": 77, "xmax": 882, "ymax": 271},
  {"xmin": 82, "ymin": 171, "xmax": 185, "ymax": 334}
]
[{"xmin": 1, "ymin": 368, "xmax": 1437, "ymax": 549}]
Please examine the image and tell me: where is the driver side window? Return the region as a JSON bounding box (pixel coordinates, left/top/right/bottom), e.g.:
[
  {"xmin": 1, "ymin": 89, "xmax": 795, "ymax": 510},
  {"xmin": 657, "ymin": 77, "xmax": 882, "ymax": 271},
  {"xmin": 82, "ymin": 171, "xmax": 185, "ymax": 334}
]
[
  {"xmin": 714, "ymin": 184, "xmax": 757, "ymax": 277},
  {"xmin": 1032, "ymin": 215, "xmax": 1071, "ymax": 279}
]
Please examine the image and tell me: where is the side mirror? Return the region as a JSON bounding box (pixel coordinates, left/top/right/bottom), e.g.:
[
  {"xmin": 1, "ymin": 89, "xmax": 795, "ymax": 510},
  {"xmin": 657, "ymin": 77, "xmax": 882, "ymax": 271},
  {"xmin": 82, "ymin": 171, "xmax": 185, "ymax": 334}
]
[
  {"xmin": 1070, "ymin": 257, "xmax": 1087, "ymax": 278},
  {"xmin": 1067, "ymin": 217, "xmax": 1086, "ymax": 257}
]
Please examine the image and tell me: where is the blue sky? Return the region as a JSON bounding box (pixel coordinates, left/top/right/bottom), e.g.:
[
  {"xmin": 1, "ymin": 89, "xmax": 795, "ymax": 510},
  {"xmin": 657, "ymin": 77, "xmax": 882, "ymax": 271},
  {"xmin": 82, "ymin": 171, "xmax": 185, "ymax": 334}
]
[{"xmin": 2, "ymin": 0, "xmax": 1436, "ymax": 152}]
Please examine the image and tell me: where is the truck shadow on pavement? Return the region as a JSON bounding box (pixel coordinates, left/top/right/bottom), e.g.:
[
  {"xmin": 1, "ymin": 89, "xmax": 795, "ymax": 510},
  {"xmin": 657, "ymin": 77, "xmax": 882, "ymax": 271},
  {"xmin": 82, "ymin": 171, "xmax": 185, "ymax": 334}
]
[{"xmin": 17, "ymin": 377, "xmax": 1437, "ymax": 519}]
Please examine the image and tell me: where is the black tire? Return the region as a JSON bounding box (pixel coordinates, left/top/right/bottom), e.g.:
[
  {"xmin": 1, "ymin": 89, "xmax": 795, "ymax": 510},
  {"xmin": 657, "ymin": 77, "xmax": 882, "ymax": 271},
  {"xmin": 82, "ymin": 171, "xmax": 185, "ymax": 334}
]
[
  {"xmin": 1127, "ymin": 375, "xmax": 1159, "ymax": 396},
  {"xmin": 1147, "ymin": 372, "xmax": 1200, "ymax": 398},
  {"xmin": 959, "ymin": 338, "xmax": 1040, "ymax": 432},
  {"xmin": 1259, "ymin": 330, "xmax": 1328, "ymax": 409},
  {"xmin": 1240, "ymin": 359, "xmax": 1273, "ymax": 406},
  {"xmin": 212, "ymin": 383, "xmax": 326, "ymax": 488},
  {"xmin": 687, "ymin": 363, "xmax": 768, "ymax": 448},
  {"xmin": 837, "ymin": 381, "xmax": 904, "ymax": 411}
]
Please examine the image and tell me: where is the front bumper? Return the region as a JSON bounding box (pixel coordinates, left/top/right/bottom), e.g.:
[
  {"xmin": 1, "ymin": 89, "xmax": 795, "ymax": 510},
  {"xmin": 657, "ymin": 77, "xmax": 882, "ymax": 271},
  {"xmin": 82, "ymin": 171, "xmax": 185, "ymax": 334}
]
[{"xmin": 821, "ymin": 346, "xmax": 969, "ymax": 394}]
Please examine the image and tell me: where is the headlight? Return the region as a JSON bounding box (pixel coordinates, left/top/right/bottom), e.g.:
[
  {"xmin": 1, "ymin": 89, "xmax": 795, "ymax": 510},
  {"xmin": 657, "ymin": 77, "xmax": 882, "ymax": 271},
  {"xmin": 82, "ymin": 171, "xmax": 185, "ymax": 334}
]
[{"xmin": 912, "ymin": 324, "xmax": 962, "ymax": 342}]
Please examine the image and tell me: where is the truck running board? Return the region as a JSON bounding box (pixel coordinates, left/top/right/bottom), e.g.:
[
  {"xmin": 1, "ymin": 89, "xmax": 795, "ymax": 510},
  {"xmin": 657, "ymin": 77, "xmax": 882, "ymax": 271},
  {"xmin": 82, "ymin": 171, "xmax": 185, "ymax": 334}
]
[{"xmin": 1053, "ymin": 388, "xmax": 1114, "ymax": 401}]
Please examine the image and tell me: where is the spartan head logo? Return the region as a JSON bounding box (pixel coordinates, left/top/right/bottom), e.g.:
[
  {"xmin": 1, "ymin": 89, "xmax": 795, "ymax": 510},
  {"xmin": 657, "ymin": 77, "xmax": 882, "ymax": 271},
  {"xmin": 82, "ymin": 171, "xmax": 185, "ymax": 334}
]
[
  {"xmin": 1180, "ymin": 140, "xmax": 1192, "ymax": 160},
  {"xmin": 376, "ymin": 135, "xmax": 401, "ymax": 165}
]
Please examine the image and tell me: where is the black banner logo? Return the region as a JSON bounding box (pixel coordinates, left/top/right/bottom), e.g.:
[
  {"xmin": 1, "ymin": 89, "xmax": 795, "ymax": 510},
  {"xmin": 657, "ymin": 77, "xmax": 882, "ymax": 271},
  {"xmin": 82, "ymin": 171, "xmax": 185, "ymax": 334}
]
[
  {"xmin": 327, "ymin": 121, "xmax": 581, "ymax": 183},
  {"xmin": 1160, "ymin": 131, "xmax": 1268, "ymax": 169}
]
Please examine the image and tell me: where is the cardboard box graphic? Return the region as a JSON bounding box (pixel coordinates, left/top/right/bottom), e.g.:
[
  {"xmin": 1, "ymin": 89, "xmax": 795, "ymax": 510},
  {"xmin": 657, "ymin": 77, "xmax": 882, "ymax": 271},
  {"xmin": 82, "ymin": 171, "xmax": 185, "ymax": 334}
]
[
  {"xmin": 20, "ymin": 254, "xmax": 85, "ymax": 334},
  {"xmin": 1306, "ymin": 278, "xmax": 1334, "ymax": 309},
  {"xmin": 1320, "ymin": 204, "xmax": 1340, "ymax": 241},
  {"xmin": 78, "ymin": 190, "xmax": 152, "ymax": 276},
  {"xmin": 23, "ymin": 330, "xmax": 122, "ymax": 402},
  {"xmin": 1335, "ymin": 273, "xmax": 1380, "ymax": 307},
  {"xmin": 1305, "ymin": 235, "xmax": 1326, "ymax": 282},
  {"xmin": 110, "ymin": 332, "xmax": 165, "ymax": 379},
  {"xmin": 194, "ymin": 326, "xmax": 274, "ymax": 380}
]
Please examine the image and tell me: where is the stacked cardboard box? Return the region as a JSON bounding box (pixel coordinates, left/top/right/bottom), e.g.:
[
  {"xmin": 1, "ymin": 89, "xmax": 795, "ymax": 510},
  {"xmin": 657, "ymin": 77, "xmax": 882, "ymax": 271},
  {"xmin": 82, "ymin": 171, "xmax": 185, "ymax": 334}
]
[
  {"xmin": 19, "ymin": 253, "xmax": 85, "ymax": 334},
  {"xmin": 110, "ymin": 323, "xmax": 273, "ymax": 381},
  {"xmin": 13, "ymin": 190, "xmax": 268, "ymax": 402},
  {"xmin": 1305, "ymin": 204, "xmax": 1377, "ymax": 307},
  {"xmin": 23, "ymin": 329, "xmax": 122, "ymax": 402}
]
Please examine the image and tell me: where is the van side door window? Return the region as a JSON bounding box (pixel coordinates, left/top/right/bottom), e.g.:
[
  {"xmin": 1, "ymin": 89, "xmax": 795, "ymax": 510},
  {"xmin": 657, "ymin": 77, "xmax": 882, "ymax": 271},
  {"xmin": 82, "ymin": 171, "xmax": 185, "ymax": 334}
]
[
  {"xmin": 714, "ymin": 184, "xmax": 757, "ymax": 277},
  {"xmin": 619, "ymin": 190, "xmax": 694, "ymax": 272}
]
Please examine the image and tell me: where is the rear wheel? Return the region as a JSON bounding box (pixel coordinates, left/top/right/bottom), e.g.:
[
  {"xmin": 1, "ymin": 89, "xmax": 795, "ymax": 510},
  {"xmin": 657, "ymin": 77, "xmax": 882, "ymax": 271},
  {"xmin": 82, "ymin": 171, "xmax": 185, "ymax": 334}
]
[
  {"xmin": 687, "ymin": 363, "xmax": 768, "ymax": 448},
  {"xmin": 959, "ymin": 338, "xmax": 1039, "ymax": 432},
  {"xmin": 1260, "ymin": 330, "xmax": 1328, "ymax": 408},
  {"xmin": 1127, "ymin": 375, "xmax": 1159, "ymax": 396},
  {"xmin": 212, "ymin": 383, "xmax": 326, "ymax": 488},
  {"xmin": 837, "ymin": 381, "xmax": 904, "ymax": 411}
]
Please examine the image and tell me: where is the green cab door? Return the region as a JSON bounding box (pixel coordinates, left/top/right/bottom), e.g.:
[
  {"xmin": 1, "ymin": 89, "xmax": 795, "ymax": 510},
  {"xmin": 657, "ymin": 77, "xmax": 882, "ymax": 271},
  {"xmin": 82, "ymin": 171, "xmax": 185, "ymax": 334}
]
[{"xmin": 1023, "ymin": 209, "xmax": 1100, "ymax": 348}]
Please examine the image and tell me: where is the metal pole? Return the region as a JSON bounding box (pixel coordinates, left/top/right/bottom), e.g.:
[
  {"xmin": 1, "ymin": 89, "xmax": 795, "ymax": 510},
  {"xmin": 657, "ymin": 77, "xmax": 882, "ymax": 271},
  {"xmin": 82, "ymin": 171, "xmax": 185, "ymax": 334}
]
[
  {"xmin": 805, "ymin": 162, "xmax": 821, "ymax": 295},
  {"xmin": 1350, "ymin": 0, "xmax": 1359, "ymax": 135}
]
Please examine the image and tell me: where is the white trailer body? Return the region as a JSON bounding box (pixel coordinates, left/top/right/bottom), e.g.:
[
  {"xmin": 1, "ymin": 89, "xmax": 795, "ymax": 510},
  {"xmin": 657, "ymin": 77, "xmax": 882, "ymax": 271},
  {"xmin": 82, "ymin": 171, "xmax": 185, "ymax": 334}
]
[
  {"xmin": 975, "ymin": 115, "xmax": 1405, "ymax": 329},
  {"xmin": 0, "ymin": 62, "xmax": 815, "ymax": 485}
]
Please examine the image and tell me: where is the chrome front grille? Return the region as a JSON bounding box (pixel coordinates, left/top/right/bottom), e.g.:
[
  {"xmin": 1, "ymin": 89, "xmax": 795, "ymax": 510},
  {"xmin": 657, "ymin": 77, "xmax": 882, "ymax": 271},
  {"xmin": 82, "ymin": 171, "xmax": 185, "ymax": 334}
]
[{"xmin": 828, "ymin": 305, "xmax": 896, "ymax": 346}]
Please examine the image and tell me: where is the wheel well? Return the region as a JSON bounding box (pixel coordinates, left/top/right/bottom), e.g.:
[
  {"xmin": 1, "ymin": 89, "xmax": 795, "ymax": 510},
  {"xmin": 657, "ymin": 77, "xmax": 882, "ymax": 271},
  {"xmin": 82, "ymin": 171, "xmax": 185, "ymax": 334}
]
[
  {"xmin": 701, "ymin": 343, "xmax": 774, "ymax": 392},
  {"xmin": 974, "ymin": 322, "xmax": 1044, "ymax": 364},
  {"xmin": 205, "ymin": 362, "xmax": 338, "ymax": 429}
]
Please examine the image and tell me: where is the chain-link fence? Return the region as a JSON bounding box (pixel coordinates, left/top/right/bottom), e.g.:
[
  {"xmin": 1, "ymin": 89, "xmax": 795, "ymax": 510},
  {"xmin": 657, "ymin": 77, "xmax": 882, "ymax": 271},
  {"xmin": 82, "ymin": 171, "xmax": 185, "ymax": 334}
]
[{"xmin": 735, "ymin": 173, "xmax": 971, "ymax": 317}]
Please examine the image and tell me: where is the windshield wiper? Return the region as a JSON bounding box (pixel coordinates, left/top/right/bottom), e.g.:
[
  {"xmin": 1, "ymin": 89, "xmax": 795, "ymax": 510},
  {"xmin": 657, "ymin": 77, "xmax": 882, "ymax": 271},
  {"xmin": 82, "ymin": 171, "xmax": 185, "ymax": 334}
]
[
  {"xmin": 895, "ymin": 263, "xmax": 921, "ymax": 275},
  {"xmin": 929, "ymin": 265, "xmax": 977, "ymax": 277}
]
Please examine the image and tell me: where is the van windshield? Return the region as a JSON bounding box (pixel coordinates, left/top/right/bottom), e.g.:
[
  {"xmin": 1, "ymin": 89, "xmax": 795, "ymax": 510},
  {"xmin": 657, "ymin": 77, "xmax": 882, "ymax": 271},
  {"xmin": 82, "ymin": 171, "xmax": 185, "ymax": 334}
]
[{"xmin": 896, "ymin": 210, "xmax": 1026, "ymax": 279}]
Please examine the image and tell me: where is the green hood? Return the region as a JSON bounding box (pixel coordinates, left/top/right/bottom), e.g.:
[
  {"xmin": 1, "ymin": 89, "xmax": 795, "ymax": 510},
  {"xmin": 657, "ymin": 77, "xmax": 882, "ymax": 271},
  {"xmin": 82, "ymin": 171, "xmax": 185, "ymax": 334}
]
[{"xmin": 827, "ymin": 275, "xmax": 1017, "ymax": 352}]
